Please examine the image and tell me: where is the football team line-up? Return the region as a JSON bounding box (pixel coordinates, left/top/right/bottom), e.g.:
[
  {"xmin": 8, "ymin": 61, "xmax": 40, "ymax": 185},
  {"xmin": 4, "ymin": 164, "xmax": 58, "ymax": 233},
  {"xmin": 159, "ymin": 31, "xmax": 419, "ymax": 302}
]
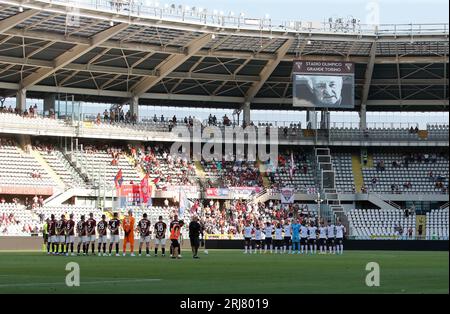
[{"xmin": 45, "ymin": 210, "xmax": 347, "ymax": 258}]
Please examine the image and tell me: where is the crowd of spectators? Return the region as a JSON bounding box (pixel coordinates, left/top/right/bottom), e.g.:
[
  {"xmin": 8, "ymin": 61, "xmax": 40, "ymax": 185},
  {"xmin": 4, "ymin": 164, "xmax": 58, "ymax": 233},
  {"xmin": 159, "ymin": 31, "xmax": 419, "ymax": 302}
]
[
  {"xmin": 99, "ymin": 108, "xmax": 137, "ymax": 125},
  {"xmin": 203, "ymin": 158, "xmax": 262, "ymax": 188},
  {"xmin": 0, "ymin": 104, "xmax": 55, "ymax": 119},
  {"xmin": 373, "ymin": 151, "xmax": 448, "ymax": 194},
  {"xmin": 186, "ymin": 199, "xmax": 317, "ymax": 238},
  {"xmin": 0, "ymin": 212, "xmax": 38, "ymax": 235},
  {"xmin": 129, "ymin": 144, "xmax": 197, "ymax": 187}
]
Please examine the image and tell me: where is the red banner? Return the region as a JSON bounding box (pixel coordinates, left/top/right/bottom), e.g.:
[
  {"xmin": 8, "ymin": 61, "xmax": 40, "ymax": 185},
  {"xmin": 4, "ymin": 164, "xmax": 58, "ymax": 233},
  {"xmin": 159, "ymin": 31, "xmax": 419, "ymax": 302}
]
[
  {"xmin": 117, "ymin": 182, "xmax": 152, "ymax": 207},
  {"xmin": 0, "ymin": 185, "xmax": 53, "ymax": 195},
  {"xmin": 140, "ymin": 175, "xmax": 151, "ymax": 204}
]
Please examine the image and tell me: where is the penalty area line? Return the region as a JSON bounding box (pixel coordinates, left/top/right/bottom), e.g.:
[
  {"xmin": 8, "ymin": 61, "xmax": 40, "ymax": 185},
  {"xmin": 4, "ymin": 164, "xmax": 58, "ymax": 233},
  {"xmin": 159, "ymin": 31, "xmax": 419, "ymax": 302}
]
[{"xmin": 0, "ymin": 278, "xmax": 162, "ymax": 288}]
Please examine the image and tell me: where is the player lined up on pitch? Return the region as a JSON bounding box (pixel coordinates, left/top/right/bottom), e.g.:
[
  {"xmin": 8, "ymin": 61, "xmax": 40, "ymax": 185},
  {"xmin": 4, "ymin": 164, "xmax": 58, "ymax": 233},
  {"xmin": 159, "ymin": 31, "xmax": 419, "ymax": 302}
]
[
  {"xmin": 242, "ymin": 219, "xmax": 346, "ymax": 255},
  {"xmin": 44, "ymin": 210, "xmax": 183, "ymax": 257}
]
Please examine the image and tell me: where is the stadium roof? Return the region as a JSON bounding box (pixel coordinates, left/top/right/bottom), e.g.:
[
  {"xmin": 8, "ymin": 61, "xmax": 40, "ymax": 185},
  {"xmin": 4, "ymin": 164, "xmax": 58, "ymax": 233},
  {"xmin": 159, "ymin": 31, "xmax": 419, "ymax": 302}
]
[{"xmin": 0, "ymin": 0, "xmax": 448, "ymax": 111}]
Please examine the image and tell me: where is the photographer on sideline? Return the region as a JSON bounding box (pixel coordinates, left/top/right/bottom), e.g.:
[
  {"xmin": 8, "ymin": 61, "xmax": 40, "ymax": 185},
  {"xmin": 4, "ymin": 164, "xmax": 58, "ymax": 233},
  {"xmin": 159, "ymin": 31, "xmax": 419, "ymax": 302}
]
[{"xmin": 189, "ymin": 216, "xmax": 203, "ymax": 259}]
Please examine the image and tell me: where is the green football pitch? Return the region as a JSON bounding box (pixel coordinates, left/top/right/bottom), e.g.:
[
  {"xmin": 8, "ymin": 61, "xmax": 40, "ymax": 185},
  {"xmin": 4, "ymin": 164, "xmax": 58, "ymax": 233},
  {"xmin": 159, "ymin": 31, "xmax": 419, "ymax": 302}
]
[{"xmin": 0, "ymin": 250, "xmax": 447, "ymax": 294}]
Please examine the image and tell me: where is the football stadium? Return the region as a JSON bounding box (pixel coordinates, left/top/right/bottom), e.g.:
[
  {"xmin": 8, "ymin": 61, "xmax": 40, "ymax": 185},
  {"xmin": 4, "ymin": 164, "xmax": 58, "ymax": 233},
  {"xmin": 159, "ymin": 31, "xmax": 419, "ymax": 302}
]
[{"xmin": 0, "ymin": 0, "xmax": 448, "ymax": 296}]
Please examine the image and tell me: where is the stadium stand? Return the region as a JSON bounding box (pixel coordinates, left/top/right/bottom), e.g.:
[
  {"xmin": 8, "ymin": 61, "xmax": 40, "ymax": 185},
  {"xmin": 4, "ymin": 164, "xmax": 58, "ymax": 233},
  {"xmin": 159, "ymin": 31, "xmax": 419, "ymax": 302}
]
[
  {"xmin": 130, "ymin": 144, "xmax": 198, "ymax": 187},
  {"xmin": 34, "ymin": 143, "xmax": 88, "ymax": 189},
  {"xmin": 332, "ymin": 152, "xmax": 355, "ymax": 193},
  {"xmin": 72, "ymin": 144, "xmax": 141, "ymax": 185},
  {"xmin": 347, "ymin": 209, "xmax": 416, "ymax": 239},
  {"xmin": 362, "ymin": 151, "xmax": 449, "ymax": 194},
  {"xmin": 269, "ymin": 150, "xmax": 316, "ymax": 192},
  {"xmin": 426, "ymin": 208, "xmax": 449, "ymax": 240},
  {"xmin": 0, "ymin": 138, "xmax": 56, "ymax": 187},
  {"xmin": 0, "ymin": 204, "xmax": 40, "ymax": 236}
]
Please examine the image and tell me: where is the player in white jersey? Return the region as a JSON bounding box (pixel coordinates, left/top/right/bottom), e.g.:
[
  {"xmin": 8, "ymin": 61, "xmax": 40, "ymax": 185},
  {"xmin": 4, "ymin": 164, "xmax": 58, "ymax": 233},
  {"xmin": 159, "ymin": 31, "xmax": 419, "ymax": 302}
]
[
  {"xmin": 283, "ymin": 221, "xmax": 292, "ymax": 254},
  {"xmin": 243, "ymin": 221, "xmax": 254, "ymax": 254},
  {"xmin": 307, "ymin": 222, "xmax": 318, "ymax": 254},
  {"xmin": 263, "ymin": 222, "xmax": 274, "ymax": 253},
  {"xmin": 299, "ymin": 222, "xmax": 309, "ymax": 254},
  {"xmin": 253, "ymin": 224, "xmax": 263, "ymax": 254},
  {"xmin": 318, "ymin": 222, "xmax": 328, "ymax": 254},
  {"xmin": 327, "ymin": 221, "xmax": 336, "ymax": 254},
  {"xmin": 274, "ymin": 223, "xmax": 284, "ymax": 254},
  {"xmin": 335, "ymin": 221, "xmax": 346, "ymax": 254}
]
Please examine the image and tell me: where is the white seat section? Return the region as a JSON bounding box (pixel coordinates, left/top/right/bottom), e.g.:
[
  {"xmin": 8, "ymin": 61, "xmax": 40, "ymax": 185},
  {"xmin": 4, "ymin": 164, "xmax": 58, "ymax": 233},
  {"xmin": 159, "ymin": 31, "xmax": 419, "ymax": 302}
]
[
  {"xmin": 426, "ymin": 208, "xmax": 449, "ymax": 240},
  {"xmin": 347, "ymin": 209, "xmax": 416, "ymax": 239},
  {"xmin": 72, "ymin": 145, "xmax": 141, "ymax": 185},
  {"xmin": 0, "ymin": 138, "xmax": 56, "ymax": 187}
]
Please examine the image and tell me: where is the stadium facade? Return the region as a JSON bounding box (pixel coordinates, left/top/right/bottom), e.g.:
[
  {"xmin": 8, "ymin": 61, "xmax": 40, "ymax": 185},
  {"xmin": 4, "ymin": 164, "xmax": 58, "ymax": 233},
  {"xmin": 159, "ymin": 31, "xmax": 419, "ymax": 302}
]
[{"xmin": 0, "ymin": 0, "xmax": 448, "ymax": 244}]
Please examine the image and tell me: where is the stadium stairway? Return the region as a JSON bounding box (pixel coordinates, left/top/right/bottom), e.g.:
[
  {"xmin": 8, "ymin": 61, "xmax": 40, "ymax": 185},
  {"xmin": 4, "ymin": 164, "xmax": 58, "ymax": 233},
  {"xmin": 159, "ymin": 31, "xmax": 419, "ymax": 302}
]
[
  {"xmin": 29, "ymin": 148, "xmax": 65, "ymax": 190},
  {"xmin": 351, "ymin": 154, "xmax": 364, "ymax": 192},
  {"xmin": 367, "ymin": 193, "xmax": 402, "ymax": 211}
]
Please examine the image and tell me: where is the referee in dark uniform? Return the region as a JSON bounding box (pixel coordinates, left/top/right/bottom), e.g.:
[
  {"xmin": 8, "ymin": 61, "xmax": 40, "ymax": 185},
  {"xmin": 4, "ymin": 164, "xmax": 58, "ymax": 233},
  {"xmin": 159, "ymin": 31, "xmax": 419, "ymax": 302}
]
[{"xmin": 188, "ymin": 216, "xmax": 203, "ymax": 259}]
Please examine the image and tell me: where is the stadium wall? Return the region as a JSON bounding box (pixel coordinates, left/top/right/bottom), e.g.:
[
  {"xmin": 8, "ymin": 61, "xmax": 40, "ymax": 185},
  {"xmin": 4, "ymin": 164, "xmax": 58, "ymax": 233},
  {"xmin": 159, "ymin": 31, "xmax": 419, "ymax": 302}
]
[
  {"xmin": 0, "ymin": 237, "xmax": 448, "ymax": 251},
  {"xmin": 0, "ymin": 237, "xmax": 195, "ymax": 251},
  {"xmin": 204, "ymin": 240, "xmax": 449, "ymax": 251}
]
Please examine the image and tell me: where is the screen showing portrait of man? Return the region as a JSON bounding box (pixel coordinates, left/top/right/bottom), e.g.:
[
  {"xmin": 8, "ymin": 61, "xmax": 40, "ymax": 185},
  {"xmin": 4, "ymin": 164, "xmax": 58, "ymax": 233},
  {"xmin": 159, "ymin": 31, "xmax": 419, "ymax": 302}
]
[
  {"xmin": 293, "ymin": 74, "xmax": 354, "ymax": 108},
  {"xmin": 310, "ymin": 76, "xmax": 343, "ymax": 106}
]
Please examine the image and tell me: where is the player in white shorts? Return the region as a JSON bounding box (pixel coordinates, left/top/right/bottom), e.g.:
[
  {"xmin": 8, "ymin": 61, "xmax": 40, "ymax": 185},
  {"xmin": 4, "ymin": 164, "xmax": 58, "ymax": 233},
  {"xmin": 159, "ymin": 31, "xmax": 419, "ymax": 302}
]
[
  {"xmin": 108, "ymin": 212, "xmax": 121, "ymax": 256},
  {"xmin": 97, "ymin": 214, "xmax": 108, "ymax": 256},
  {"xmin": 65, "ymin": 214, "xmax": 76, "ymax": 256},
  {"xmin": 55, "ymin": 214, "xmax": 67, "ymax": 255},
  {"xmin": 243, "ymin": 221, "xmax": 255, "ymax": 254},
  {"xmin": 76, "ymin": 215, "xmax": 88, "ymax": 255},
  {"xmin": 283, "ymin": 220, "xmax": 292, "ymax": 254},
  {"xmin": 86, "ymin": 213, "xmax": 97, "ymax": 255},
  {"xmin": 308, "ymin": 222, "xmax": 318, "ymax": 254},
  {"xmin": 335, "ymin": 221, "xmax": 346, "ymax": 255},
  {"xmin": 138, "ymin": 213, "xmax": 151, "ymax": 257},
  {"xmin": 318, "ymin": 222, "xmax": 328, "ymax": 254},
  {"xmin": 300, "ymin": 222, "xmax": 309, "ymax": 254},
  {"xmin": 47, "ymin": 214, "xmax": 57, "ymax": 255},
  {"xmin": 274, "ymin": 223, "xmax": 284, "ymax": 254},
  {"xmin": 253, "ymin": 224, "xmax": 263, "ymax": 254},
  {"xmin": 154, "ymin": 216, "xmax": 167, "ymax": 257},
  {"xmin": 263, "ymin": 221, "xmax": 274, "ymax": 254},
  {"xmin": 327, "ymin": 221, "xmax": 336, "ymax": 254}
]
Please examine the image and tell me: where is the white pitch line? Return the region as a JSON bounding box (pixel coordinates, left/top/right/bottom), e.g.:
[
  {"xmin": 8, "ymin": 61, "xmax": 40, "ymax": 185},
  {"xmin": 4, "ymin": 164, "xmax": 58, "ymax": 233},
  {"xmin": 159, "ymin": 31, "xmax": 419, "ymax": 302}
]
[{"xmin": 0, "ymin": 278, "xmax": 161, "ymax": 288}]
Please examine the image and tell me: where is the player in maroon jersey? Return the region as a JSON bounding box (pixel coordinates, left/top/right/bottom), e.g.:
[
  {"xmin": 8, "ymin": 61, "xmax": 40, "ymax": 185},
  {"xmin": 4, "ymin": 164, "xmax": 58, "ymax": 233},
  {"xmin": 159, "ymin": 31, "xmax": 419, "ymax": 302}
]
[
  {"xmin": 86, "ymin": 213, "xmax": 97, "ymax": 255},
  {"xmin": 137, "ymin": 213, "xmax": 151, "ymax": 257},
  {"xmin": 154, "ymin": 216, "xmax": 167, "ymax": 257},
  {"xmin": 47, "ymin": 214, "xmax": 57, "ymax": 255},
  {"xmin": 97, "ymin": 214, "xmax": 108, "ymax": 256},
  {"xmin": 65, "ymin": 214, "xmax": 76, "ymax": 256},
  {"xmin": 55, "ymin": 214, "xmax": 67, "ymax": 255},
  {"xmin": 108, "ymin": 212, "xmax": 121, "ymax": 256},
  {"xmin": 76, "ymin": 215, "xmax": 87, "ymax": 255}
]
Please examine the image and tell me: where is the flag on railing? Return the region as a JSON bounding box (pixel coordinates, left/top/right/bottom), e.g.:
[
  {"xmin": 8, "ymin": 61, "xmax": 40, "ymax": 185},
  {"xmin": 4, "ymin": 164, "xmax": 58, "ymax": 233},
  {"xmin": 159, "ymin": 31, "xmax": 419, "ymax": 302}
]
[
  {"xmin": 178, "ymin": 187, "xmax": 192, "ymax": 217},
  {"xmin": 140, "ymin": 174, "xmax": 151, "ymax": 205},
  {"xmin": 114, "ymin": 169, "xmax": 123, "ymax": 189}
]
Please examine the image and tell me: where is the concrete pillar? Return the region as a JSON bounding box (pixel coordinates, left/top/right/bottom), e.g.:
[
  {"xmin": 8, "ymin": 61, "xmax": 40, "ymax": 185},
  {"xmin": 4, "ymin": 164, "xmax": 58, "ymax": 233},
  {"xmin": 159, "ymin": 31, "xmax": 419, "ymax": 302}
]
[
  {"xmin": 241, "ymin": 102, "xmax": 251, "ymax": 126},
  {"xmin": 43, "ymin": 94, "xmax": 56, "ymax": 116},
  {"xmin": 359, "ymin": 104, "xmax": 367, "ymax": 130},
  {"xmin": 306, "ymin": 110, "xmax": 317, "ymax": 130},
  {"xmin": 130, "ymin": 96, "xmax": 139, "ymax": 121},
  {"xmin": 16, "ymin": 89, "xmax": 26, "ymax": 113},
  {"xmin": 320, "ymin": 110, "xmax": 330, "ymax": 130}
]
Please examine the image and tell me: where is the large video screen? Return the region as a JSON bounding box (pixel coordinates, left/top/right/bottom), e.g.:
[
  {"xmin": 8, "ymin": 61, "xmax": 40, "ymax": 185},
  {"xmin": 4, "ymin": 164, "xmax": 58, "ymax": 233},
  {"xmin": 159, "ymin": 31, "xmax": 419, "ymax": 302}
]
[{"xmin": 293, "ymin": 61, "xmax": 355, "ymax": 109}]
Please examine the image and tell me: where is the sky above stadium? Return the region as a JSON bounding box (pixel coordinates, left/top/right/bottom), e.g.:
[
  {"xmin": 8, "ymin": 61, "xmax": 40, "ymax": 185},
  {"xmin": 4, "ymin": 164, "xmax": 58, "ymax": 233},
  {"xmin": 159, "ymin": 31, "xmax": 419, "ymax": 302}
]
[{"xmin": 154, "ymin": 0, "xmax": 449, "ymax": 24}]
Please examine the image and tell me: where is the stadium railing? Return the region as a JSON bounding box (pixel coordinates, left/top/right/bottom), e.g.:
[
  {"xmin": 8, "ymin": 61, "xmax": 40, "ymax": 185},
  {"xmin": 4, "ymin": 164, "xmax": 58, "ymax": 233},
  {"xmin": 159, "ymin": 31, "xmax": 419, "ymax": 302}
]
[{"xmin": 36, "ymin": 0, "xmax": 449, "ymax": 36}]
